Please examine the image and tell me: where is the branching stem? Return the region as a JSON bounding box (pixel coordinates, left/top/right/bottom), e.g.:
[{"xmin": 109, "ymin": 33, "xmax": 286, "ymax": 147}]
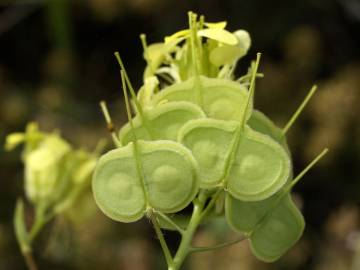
[
  {"xmin": 190, "ymin": 236, "xmax": 247, "ymax": 253},
  {"xmin": 168, "ymin": 190, "xmax": 222, "ymax": 270},
  {"xmin": 155, "ymin": 211, "xmax": 185, "ymax": 235}
]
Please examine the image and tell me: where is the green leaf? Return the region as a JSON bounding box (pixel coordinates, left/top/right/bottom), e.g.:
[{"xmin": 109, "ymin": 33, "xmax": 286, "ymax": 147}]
[{"xmin": 14, "ymin": 199, "xmax": 31, "ymax": 253}]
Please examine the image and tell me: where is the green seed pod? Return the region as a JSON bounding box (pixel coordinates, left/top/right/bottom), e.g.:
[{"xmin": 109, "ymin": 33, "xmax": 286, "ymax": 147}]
[
  {"xmin": 226, "ymin": 192, "xmax": 304, "ymax": 262},
  {"xmin": 178, "ymin": 118, "xmax": 238, "ymax": 188},
  {"xmin": 92, "ymin": 140, "xmax": 199, "ymax": 223},
  {"xmin": 224, "ymin": 109, "xmax": 293, "ymax": 233},
  {"xmin": 220, "ymin": 110, "xmax": 293, "ymax": 218},
  {"xmin": 119, "ymin": 101, "xmax": 205, "ymax": 145},
  {"xmin": 225, "ymin": 147, "xmax": 328, "ymax": 262},
  {"xmin": 179, "ymin": 118, "xmax": 290, "ymax": 201},
  {"xmin": 225, "ymin": 192, "xmax": 277, "ymax": 235},
  {"xmin": 248, "ymin": 110, "xmax": 283, "ymax": 142},
  {"xmin": 225, "ymin": 92, "xmax": 321, "ymax": 232},
  {"xmin": 152, "ymin": 76, "xmax": 252, "ymax": 121},
  {"xmin": 249, "ymin": 194, "xmax": 304, "ymax": 262},
  {"xmin": 226, "ymin": 126, "xmax": 290, "ymax": 201}
]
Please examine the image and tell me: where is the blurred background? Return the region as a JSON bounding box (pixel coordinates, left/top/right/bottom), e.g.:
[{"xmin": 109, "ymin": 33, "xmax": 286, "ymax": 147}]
[{"xmin": 0, "ymin": 0, "xmax": 359, "ymax": 269}]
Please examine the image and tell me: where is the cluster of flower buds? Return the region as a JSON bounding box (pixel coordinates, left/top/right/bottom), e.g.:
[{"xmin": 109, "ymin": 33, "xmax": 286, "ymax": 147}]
[{"xmin": 5, "ymin": 122, "xmax": 99, "ymax": 253}]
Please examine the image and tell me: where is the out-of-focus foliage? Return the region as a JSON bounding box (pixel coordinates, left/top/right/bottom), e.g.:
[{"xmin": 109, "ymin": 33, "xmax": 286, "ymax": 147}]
[{"xmin": 0, "ymin": 0, "xmax": 359, "ymax": 269}]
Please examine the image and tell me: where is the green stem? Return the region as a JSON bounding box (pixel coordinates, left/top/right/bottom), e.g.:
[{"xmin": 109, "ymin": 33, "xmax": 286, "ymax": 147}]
[
  {"xmin": 237, "ymin": 73, "xmax": 264, "ymax": 83},
  {"xmin": 156, "ymin": 211, "xmax": 185, "ymax": 235},
  {"xmin": 99, "ymin": 101, "xmax": 121, "ymax": 148},
  {"xmin": 199, "ymin": 190, "xmax": 221, "ymax": 221},
  {"xmin": 150, "ymin": 214, "xmax": 173, "ymax": 267},
  {"xmin": 29, "ymin": 204, "xmax": 47, "ymax": 242},
  {"xmin": 190, "ymin": 236, "xmax": 246, "ymax": 253},
  {"xmin": 14, "ymin": 200, "xmax": 49, "ymax": 270},
  {"xmin": 170, "ymin": 191, "xmax": 216, "ymax": 270},
  {"xmin": 155, "ymin": 190, "xmax": 227, "ymax": 270},
  {"xmin": 281, "ymin": 85, "xmax": 318, "ymax": 137}
]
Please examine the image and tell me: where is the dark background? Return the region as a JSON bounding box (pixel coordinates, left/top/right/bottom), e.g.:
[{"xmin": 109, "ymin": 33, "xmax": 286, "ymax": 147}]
[{"xmin": 0, "ymin": 0, "xmax": 359, "ymax": 269}]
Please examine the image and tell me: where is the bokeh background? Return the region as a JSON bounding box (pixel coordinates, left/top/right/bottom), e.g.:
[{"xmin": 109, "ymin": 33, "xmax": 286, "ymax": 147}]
[{"xmin": 0, "ymin": 0, "xmax": 360, "ymax": 269}]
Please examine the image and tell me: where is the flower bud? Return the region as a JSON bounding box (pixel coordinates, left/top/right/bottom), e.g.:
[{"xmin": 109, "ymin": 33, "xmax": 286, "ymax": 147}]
[{"xmin": 24, "ymin": 135, "xmax": 71, "ymax": 203}]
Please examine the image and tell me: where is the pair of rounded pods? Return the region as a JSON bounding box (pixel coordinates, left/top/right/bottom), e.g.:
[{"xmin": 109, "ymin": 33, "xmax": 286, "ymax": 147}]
[
  {"xmin": 178, "ymin": 118, "xmax": 290, "ymax": 201},
  {"xmin": 225, "ymin": 85, "xmax": 326, "ymax": 262},
  {"xmin": 94, "ymin": 57, "xmax": 200, "ymax": 223},
  {"xmin": 93, "ymin": 140, "xmax": 199, "ymax": 222},
  {"xmin": 224, "ymin": 112, "xmax": 302, "ymax": 262}
]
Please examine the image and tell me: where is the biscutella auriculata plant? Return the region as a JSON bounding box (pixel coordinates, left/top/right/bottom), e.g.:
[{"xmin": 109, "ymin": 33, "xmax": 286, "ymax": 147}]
[
  {"xmin": 5, "ymin": 11, "xmax": 329, "ymax": 270},
  {"xmin": 92, "ymin": 12, "xmax": 328, "ymax": 270}
]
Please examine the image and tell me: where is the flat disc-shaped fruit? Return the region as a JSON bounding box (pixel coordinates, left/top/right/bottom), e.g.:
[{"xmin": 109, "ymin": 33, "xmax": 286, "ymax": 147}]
[
  {"xmin": 225, "ymin": 192, "xmax": 278, "ymax": 234},
  {"xmin": 226, "ymin": 126, "xmax": 290, "ymax": 201},
  {"xmin": 92, "ymin": 143, "xmax": 146, "ymax": 222},
  {"xmin": 249, "ymin": 194, "xmax": 305, "ymax": 262},
  {"xmin": 152, "ymin": 76, "xmax": 252, "ymax": 121},
  {"xmin": 224, "ymin": 147, "xmax": 293, "ymax": 234},
  {"xmin": 248, "ymin": 110, "xmax": 292, "ymax": 153},
  {"xmin": 140, "ymin": 140, "xmax": 199, "ymax": 213},
  {"xmin": 92, "ymin": 140, "xmax": 199, "ymax": 223},
  {"xmin": 247, "ymin": 110, "xmax": 293, "ymax": 176},
  {"xmin": 119, "ymin": 101, "xmax": 205, "ymax": 145},
  {"xmin": 178, "ymin": 118, "xmax": 238, "ymax": 188},
  {"xmin": 248, "ymin": 110, "xmax": 283, "ymax": 142},
  {"xmin": 179, "ymin": 119, "xmax": 290, "ymax": 200},
  {"xmin": 224, "ymin": 114, "xmax": 295, "ymax": 244}
]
